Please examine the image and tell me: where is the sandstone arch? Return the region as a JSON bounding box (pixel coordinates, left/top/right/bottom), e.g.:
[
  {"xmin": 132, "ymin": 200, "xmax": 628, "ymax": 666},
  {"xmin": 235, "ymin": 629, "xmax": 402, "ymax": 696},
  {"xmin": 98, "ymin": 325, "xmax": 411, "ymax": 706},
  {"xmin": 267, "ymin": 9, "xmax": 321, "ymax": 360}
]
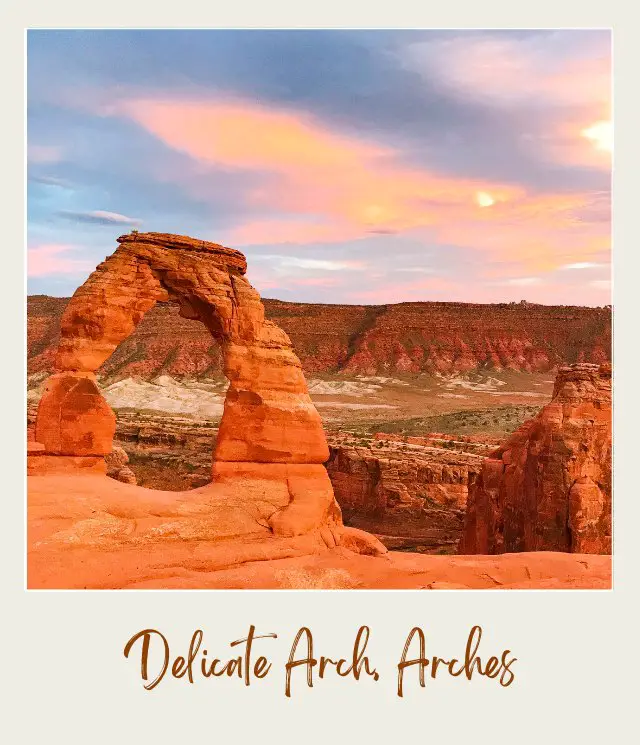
[
  {"xmin": 39, "ymin": 232, "xmax": 328, "ymax": 464},
  {"xmin": 29, "ymin": 233, "xmax": 385, "ymax": 574}
]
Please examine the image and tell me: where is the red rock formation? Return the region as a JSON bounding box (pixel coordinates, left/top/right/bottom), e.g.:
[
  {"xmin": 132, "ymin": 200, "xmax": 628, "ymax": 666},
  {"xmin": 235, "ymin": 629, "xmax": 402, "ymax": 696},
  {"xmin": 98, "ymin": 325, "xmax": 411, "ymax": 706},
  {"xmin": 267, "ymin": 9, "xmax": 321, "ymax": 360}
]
[
  {"xmin": 27, "ymin": 469, "xmax": 611, "ymax": 588},
  {"xmin": 35, "ymin": 372, "xmax": 116, "ymax": 455},
  {"xmin": 29, "ymin": 232, "xmax": 386, "ymax": 585},
  {"xmin": 373, "ymin": 431, "xmax": 500, "ymax": 456},
  {"xmin": 28, "ymin": 296, "xmax": 612, "ymax": 381},
  {"xmin": 48, "ymin": 231, "xmax": 328, "ymax": 465},
  {"xmin": 461, "ymin": 363, "xmax": 612, "ymax": 555},
  {"xmin": 105, "ymin": 445, "xmax": 137, "ymax": 485},
  {"xmin": 326, "ymin": 435, "xmax": 485, "ymax": 552}
]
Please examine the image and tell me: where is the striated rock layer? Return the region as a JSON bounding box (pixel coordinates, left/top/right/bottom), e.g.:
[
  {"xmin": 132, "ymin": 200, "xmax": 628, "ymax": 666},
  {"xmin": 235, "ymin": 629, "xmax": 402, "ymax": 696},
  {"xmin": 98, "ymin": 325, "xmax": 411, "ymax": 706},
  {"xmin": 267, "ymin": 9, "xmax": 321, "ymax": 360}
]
[
  {"xmin": 325, "ymin": 434, "xmax": 492, "ymax": 552},
  {"xmin": 29, "ymin": 232, "xmax": 386, "ymax": 581},
  {"xmin": 28, "ymin": 296, "xmax": 611, "ymax": 381},
  {"xmin": 461, "ymin": 363, "xmax": 612, "ymax": 555}
]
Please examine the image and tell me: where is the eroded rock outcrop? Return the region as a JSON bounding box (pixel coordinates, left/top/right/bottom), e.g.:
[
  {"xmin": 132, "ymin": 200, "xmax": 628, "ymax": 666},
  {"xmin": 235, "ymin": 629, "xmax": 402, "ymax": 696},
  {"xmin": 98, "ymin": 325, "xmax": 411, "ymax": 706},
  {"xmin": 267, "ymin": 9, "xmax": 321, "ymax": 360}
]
[
  {"xmin": 49, "ymin": 232, "xmax": 328, "ymax": 465},
  {"xmin": 326, "ymin": 434, "xmax": 488, "ymax": 552},
  {"xmin": 35, "ymin": 371, "xmax": 116, "ymax": 455},
  {"xmin": 28, "ymin": 232, "xmax": 385, "ymax": 582},
  {"xmin": 28, "ymin": 296, "xmax": 611, "ymax": 380},
  {"xmin": 105, "ymin": 445, "xmax": 137, "ymax": 485},
  {"xmin": 460, "ymin": 363, "xmax": 612, "ymax": 555}
]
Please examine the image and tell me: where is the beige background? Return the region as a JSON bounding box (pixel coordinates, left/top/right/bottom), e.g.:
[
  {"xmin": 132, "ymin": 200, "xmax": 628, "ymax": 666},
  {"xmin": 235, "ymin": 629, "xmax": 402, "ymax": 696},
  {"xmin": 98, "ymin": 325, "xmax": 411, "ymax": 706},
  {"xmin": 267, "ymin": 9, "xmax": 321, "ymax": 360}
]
[{"xmin": 5, "ymin": 1, "xmax": 638, "ymax": 742}]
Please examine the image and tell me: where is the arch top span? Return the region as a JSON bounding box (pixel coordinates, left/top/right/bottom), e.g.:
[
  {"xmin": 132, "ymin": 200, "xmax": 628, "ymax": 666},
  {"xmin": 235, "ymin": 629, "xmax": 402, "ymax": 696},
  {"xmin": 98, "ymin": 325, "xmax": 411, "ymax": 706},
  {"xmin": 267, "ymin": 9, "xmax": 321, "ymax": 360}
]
[
  {"xmin": 56, "ymin": 232, "xmax": 256, "ymax": 374},
  {"xmin": 116, "ymin": 231, "xmax": 248, "ymax": 274}
]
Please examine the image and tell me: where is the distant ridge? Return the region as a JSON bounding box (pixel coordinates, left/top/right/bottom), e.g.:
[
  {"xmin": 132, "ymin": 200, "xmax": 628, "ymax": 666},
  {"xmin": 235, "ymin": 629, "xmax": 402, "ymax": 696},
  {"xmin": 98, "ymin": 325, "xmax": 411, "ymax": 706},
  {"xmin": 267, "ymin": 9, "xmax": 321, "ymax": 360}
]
[{"xmin": 28, "ymin": 295, "xmax": 611, "ymax": 381}]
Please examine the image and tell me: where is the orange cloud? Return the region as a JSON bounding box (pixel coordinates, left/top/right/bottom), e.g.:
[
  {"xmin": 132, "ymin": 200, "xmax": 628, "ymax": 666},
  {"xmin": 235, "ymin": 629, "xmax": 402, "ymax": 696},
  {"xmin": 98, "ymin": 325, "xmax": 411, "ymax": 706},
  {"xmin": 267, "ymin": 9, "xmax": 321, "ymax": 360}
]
[
  {"xmin": 115, "ymin": 97, "xmax": 522, "ymax": 226},
  {"xmin": 116, "ymin": 99, "xmax": 389, "ymax": 173},
  {"xmin": 112, "ymin": 96, "xmax": 609, "ymax": 272},
  {"xmin": 411, "ymin": 187, "xmax": 610, "ymax": 274},
  {"xmin": 541, "ymin": 111, "xmax": 612, "ymax": 171}
]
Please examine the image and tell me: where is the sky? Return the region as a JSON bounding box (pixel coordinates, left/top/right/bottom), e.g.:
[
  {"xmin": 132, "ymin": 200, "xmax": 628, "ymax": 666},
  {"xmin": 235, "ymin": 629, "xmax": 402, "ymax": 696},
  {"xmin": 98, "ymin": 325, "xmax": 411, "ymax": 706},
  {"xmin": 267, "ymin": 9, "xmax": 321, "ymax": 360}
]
[{"xmin": 27, "ymin": 30, "xmax": 611, "ymax": 306}]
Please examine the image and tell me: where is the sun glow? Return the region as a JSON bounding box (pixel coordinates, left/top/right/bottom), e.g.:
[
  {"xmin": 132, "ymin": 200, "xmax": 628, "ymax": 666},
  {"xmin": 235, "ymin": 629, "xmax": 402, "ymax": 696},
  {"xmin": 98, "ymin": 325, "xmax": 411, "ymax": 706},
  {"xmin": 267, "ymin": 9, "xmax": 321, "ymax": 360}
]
[
  {"xmin": 363, "ymin": 204, "xmax": 388, "ymax": 222},
  {"xmin": 475, "ymin": 191, "xmax": 495, "ymax": 208},
  {"xmin": 581, "ymin": 120, "xmax": 613, "ymax": 152}
]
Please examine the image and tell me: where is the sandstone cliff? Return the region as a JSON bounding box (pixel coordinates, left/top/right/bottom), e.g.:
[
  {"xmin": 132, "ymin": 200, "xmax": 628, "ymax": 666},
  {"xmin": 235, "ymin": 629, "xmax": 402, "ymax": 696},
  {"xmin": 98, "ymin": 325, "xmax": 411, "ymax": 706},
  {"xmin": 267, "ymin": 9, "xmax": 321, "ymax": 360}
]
[
  {"xmin": 460, "ymin": 363, "xmax": 612, "ymax": 555},
  {"xmin": 28, "ymin": 296, "xmax": 611, "ymax": 380},
  {"xmin": 325, "ymin": 433, "xmax": 496, "ymax": 552}
]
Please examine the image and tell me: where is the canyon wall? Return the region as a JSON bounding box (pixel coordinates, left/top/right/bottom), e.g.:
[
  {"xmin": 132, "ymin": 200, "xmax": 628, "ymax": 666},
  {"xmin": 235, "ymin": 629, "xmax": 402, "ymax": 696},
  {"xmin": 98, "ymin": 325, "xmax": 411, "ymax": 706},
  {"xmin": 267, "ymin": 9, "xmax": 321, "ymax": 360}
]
[
  {"xmin": 28, "ymin": 296, "xmax": 611, "ymax": 381},
  {"xmin": 325, "ymin": 433, "xmax": 497, "ymax": 552},
  {"xmin": 460, "ymin": 363, "xmax": 612, "ymax": 555}
]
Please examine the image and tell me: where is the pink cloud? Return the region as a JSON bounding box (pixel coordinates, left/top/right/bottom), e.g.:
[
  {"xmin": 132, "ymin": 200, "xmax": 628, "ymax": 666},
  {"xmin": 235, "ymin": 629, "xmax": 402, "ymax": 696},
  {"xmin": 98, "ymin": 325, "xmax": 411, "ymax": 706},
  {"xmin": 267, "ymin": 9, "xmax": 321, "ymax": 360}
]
[
  {"xmin": 111, "ymin": 98, "xmax": 389, "ymax": 172},
  {"xmin": 402, "ymin": 34, "xmax": 611, "ymax": 173},
  {"xmin": 289, "ymin": 277, "xmax": 340, "ymax": 287},
  {"xmin": 104, "ymin": 93, "xmax": 608, "ymax": 273},
  {"xmin": 28, "ymin": 144, "xmax": 63, "ymax": 164},
  {"xmin": 349, "ymin": 276, "xmax": 458, "ymax": 303},
  {"xmin": 113, "ymin": 97, "xmax": 523, "ymax": 229},
  {"xmin": 224, "ymin": 219, "xmax": 363, "ymax": 246},
  {"xmin": 28, "ymin": 244, "xmax": 93, "ymax": 277},
  {"xmin": 402, "ymin": 34, "xmax": 610, "ymax": 109}
]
